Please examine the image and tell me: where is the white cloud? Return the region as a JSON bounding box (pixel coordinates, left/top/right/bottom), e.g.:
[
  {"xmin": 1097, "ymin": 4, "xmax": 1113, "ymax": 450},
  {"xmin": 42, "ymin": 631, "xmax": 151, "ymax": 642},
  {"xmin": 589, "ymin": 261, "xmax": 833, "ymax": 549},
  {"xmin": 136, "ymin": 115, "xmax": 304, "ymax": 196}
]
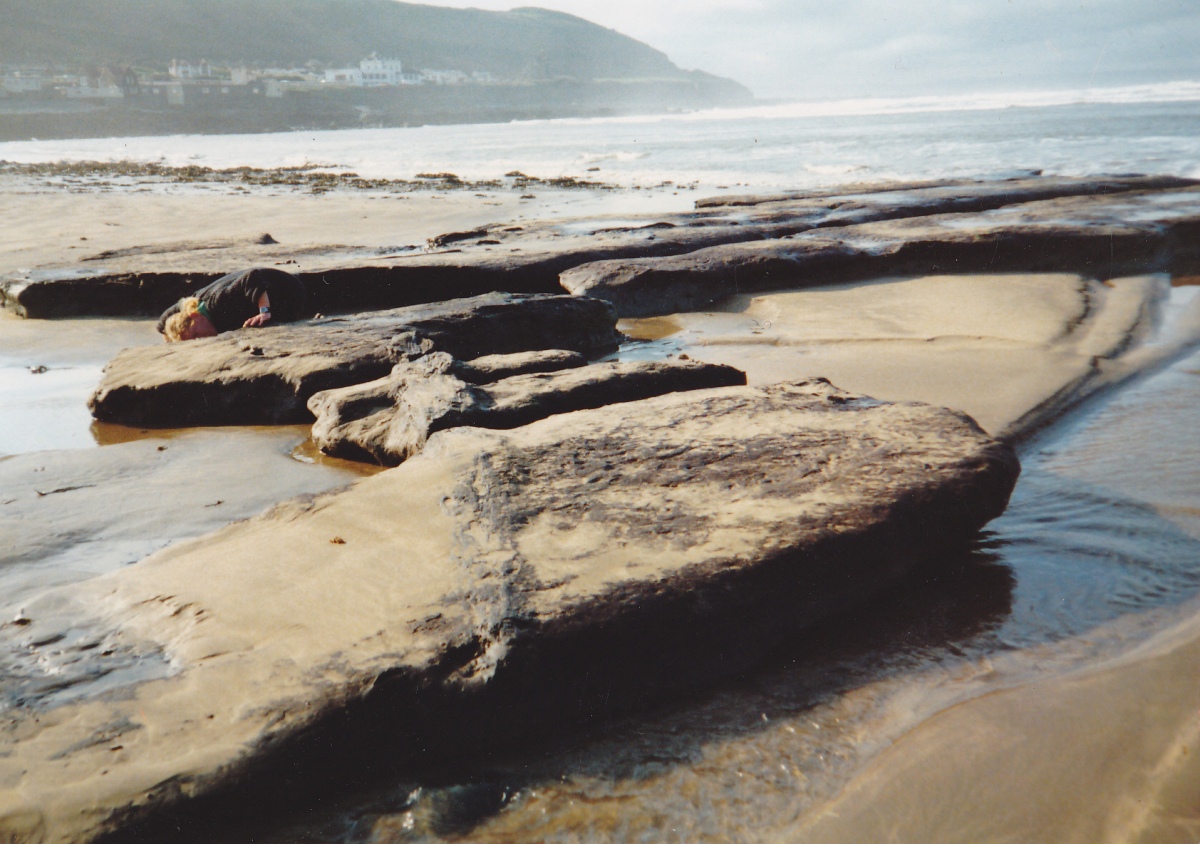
[{"xmin": 416, "ymin": 0, "xmax": 1200, "ymax": 99}]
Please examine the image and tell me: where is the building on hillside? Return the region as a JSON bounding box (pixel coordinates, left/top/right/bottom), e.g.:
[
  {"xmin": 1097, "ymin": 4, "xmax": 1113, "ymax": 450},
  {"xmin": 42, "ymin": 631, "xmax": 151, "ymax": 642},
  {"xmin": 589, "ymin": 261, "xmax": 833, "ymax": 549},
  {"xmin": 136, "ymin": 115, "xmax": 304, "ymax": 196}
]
[
  {"xmin": 169, "ymin": 60, "xmax": 211, "ymax": 80},
  {"xmin": 325, "ymin": 56, "xmax": 409, "ymax": 87},
  {"xmin": 420, "ymin": 69, "xmax": 469, "ymax": 85},
  {"xmin": 360, "ymin": 56, "xmax": 404, "ymax": 86},
  {"xmin": 2, "ymin": 71, "xmax": 44, "ymax": 93},
  {"xmin": 145, "ymin": 79, "xmax": 271, "ymax": 106},
  {"xmin": 62, "ymin": 67, "xmax": 125, "ymax": 99},
  {"xmin": 325, "ymin": 66, "xmax": 364, "ymax": 86}
]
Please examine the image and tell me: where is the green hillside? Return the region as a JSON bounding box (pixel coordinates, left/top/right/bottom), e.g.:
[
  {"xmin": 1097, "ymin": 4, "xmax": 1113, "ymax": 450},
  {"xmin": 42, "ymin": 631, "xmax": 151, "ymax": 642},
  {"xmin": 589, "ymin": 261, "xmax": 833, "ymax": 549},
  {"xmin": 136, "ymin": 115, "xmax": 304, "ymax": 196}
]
[{"xmin": 0, "ymin": 0, "xmax": 719, "ymax": 83}]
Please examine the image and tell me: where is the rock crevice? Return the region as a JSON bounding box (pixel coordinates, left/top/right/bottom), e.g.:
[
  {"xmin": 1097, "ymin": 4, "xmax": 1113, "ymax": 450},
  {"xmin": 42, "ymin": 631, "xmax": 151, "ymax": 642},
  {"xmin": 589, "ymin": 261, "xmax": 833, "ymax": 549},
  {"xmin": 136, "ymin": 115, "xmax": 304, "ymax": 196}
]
[
  {"xmin": 87, "ymin": 292, "xmax": 621, "ymax": 427},
  {"xmin": 308, "ymin": 352, "xmax": 747, "ymax": 466}
]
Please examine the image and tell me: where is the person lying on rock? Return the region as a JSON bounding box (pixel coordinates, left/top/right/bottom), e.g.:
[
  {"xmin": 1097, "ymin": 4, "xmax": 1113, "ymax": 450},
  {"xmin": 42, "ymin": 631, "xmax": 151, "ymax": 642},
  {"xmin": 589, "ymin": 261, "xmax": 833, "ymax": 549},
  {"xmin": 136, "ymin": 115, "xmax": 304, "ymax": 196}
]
[{"xmin": 158, "ymin": 267, "xmax": 308, "ymax": 342}]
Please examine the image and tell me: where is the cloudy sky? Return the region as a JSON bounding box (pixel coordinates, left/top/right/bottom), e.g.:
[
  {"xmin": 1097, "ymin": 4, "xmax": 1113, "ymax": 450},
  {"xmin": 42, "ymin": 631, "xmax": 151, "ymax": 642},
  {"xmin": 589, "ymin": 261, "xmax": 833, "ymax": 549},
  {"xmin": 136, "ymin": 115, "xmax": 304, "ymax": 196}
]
[{"xmin": 422, "ymin": 0, "xmax": 1199, "ymax": 99}]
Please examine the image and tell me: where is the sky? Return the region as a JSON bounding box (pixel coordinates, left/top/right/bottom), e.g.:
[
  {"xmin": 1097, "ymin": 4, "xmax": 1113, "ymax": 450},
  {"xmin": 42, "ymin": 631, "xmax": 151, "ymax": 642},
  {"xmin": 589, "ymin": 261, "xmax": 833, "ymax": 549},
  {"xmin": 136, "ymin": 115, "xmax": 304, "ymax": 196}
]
[{"xmin": 419, "ymin": 0, "xmax": 1200, "ymax": 100}]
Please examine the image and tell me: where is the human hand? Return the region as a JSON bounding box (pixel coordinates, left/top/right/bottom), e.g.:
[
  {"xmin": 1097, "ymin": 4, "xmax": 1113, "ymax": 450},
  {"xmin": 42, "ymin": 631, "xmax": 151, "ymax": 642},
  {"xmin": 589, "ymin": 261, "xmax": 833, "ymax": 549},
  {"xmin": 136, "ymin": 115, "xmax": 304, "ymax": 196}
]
[{"xmin": 243, "ymin": 312, "xmax": 272, "ymax": 328}]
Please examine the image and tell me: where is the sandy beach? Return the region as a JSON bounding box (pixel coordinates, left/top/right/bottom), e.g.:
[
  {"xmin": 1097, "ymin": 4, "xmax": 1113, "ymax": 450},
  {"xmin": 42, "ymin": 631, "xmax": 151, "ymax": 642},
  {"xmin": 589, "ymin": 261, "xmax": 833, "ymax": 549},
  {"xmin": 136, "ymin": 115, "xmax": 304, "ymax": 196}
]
[{"xmin": 4, "ymin": 170, "xmax": 1200, "ymax": 842}]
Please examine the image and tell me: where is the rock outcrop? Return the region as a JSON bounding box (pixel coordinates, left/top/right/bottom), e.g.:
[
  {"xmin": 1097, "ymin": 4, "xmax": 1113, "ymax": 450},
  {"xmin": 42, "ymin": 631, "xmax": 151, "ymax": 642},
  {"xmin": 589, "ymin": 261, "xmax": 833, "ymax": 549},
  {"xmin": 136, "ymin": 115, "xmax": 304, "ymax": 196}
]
[
  {"xmin": 308, "ymin": 352, "xmax": 748, "ymax": 465},
  {"xmin": 87, "ymin": 293, "xmax": 620, "ymax": 427},
  {"xmin": 560, "ymin": 189, "xmax": 1200, "ymax": 316},
  {"xmin": 4, "ymin": 175, "xmax": 1194, "ymax": 318},
  {"xmin": 0, "ymin": 379, "xmax": 1019, "ymax": 843}
]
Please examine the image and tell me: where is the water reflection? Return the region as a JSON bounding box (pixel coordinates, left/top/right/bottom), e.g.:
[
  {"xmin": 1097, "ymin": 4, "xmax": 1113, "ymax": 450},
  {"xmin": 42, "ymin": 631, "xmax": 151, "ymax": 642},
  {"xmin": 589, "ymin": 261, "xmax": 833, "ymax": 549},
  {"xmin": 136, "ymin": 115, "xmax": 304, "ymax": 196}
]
[
  {"xmin": 90, "ymin": 420, "xmax": 383, "ymax": 474},
  {"xmin": 989, "ymin": 470, "xmax": 1200, "ymax": 652},
  {"xmin": 0, "ymin": 363, "xmax": 103, "ymax": 454},
  {"xmin": 89, "ymin": 418, "xmax": 211, "ymax": 446}
]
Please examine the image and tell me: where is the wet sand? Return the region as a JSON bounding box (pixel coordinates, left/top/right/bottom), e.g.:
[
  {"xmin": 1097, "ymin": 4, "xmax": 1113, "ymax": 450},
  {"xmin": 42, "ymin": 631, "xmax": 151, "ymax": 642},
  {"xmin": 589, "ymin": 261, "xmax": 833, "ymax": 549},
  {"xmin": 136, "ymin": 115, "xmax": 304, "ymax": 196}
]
[
  {"xmin": 0, "ymin": 179, "xmax": 694, "ymax": 280},
  {"xmin": 621, "ymin": 273, "xmax": 1200, "ymax": 440},
  {"xmin": 4, "ymin": 180, "xmax": 1200, "ymax": 841},
  {"xmin": 792, "ymin": 604, "xmax": 1200, "ymax": 844},
  {"xmin": 791, "ymin": 342, "xmax": 1200, "ymax": 844}
]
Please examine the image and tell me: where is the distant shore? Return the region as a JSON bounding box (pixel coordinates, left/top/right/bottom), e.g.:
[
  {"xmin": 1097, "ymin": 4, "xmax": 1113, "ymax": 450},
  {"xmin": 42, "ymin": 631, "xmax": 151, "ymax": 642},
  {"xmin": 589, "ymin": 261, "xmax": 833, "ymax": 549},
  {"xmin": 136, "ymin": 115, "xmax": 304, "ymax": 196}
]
[{"xmin": 0, "ymin": 77, "xmax": 753, "ymax": 142}]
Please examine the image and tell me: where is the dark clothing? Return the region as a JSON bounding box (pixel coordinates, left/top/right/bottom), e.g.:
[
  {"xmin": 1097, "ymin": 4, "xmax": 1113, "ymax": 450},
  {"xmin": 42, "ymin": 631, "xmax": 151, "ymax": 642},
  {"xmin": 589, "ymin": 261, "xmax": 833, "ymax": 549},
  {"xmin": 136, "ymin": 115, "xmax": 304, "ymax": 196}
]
[{"xmin": 156, "ymin": 268, "xmax": 308, "ymax": 335}]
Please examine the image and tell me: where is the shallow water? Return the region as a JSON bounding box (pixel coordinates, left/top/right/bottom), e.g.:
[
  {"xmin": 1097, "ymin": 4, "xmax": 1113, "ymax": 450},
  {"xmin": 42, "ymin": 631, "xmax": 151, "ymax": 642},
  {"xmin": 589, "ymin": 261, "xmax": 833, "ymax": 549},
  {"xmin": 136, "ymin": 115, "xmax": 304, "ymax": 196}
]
[
  {"xmin": 0, "ymin": 362, "xmax": 104, "ymax": 452},
  {"xmin": 0, "ymin": 311, "xmax": 380, "ymax": 624}
]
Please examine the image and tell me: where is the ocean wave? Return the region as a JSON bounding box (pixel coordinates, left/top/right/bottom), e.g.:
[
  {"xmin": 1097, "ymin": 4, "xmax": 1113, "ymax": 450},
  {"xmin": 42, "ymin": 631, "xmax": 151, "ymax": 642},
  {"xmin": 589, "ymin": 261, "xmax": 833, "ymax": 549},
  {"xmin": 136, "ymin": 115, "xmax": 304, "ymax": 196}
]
[
  {"xmin": 553, "ymin": 79, "xmax": 1200, "ymax": 124},
  {"xmin": 2, "ymin": 88, "xmax": 1198, "ymax": 193}
]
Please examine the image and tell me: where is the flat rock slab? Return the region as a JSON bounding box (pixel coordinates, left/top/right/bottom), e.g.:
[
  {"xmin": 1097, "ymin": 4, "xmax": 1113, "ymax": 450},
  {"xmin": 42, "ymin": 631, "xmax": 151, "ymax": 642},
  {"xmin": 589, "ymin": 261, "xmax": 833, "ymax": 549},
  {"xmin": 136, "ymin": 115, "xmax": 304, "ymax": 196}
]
[
  {"xmin": 309, "ymin": 352, "xmax": 748, "ymax": 465},
  {"xmin": 561, "ymin": 187, "xmax": 1200, "ymax": 316},
  {"xmin": 0, "ymin": 379, "xmax": 1018, "ymax": 843},
  {"xmin": 636, "ymin": 273, "xmax": 1179, "ymax": 441},
  {"xmin": 4, "ymin": 175, "xmax": 1193, "ymax": 318},
  {"xmin": 87, "ymin": 293, "xmax": 620, "ymax": 427}
]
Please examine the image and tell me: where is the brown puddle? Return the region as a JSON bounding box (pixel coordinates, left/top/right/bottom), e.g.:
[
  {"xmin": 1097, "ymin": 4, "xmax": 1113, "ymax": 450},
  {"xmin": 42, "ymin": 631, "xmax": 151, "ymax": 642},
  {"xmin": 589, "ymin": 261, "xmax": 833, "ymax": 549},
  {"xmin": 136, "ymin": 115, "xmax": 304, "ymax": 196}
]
[
  {"xmin": 90, "ymin": 419, "xmax": 383, "ymax": 477},
  {"xmin": 617, "ymin": 315, "xmax": 685, "ymax": 341}
]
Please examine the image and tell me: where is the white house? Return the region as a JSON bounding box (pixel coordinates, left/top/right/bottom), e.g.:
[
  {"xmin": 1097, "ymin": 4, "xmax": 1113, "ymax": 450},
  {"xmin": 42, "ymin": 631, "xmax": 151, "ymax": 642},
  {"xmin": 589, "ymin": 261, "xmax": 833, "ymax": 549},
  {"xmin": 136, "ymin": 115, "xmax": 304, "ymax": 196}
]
[
  {"xmin": 359, "ymin": 56, "xmax": 404, "ymax": 86},
  {"xmin": 169, "ymin": 60, "xmax": 210, "ymax": 80},
  {"xmin": 63, "ymin": 68, "xmax": 124, "ymax": 99},
  {"xmin": 326, "ymin": 56, "xmax": 407, "ymax": 87}
]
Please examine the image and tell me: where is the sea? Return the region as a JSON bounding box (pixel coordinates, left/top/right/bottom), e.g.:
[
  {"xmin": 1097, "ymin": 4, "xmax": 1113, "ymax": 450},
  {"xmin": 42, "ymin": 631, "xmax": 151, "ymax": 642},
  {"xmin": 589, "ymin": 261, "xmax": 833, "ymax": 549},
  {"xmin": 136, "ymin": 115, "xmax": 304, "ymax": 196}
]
[
  {"xmin": 3, "ymin": 80, "xmax": 1200, "ymax": 841},
  {"xmin": 1, "ymin": 79, "xmax": 1199, "ymax": 199}
]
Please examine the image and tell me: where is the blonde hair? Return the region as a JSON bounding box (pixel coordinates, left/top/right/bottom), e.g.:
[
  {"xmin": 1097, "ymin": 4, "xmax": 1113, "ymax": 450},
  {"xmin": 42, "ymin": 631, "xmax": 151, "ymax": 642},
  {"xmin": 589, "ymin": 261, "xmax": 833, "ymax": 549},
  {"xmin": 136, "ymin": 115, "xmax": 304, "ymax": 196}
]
[{"xmin": 163, "ymin": 297, "xmax": 203, "ymax": 342}]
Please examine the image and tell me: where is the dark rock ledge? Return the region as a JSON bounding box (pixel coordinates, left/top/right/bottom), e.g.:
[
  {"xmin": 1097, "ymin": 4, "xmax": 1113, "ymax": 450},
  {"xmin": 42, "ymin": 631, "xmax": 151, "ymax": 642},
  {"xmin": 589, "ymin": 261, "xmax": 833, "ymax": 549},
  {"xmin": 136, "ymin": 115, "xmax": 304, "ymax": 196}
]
[
  {"xmin": 0, "ymin": 380, "xmax": 1019, "ymax": 843},
  {"xmin": 88, "ymin": 292, "xmax": 621, "ymax": 427},
  {"xmin": 562, "ymin": 187, "xmax": 1200, "ymax": 317},
  {"xmin": 308, "ymin": 351, "xmax": 748, "ymax": 465},
  {"xmin": 3, "ymin": 175, "xmax": 1193, "ymax": 319}
]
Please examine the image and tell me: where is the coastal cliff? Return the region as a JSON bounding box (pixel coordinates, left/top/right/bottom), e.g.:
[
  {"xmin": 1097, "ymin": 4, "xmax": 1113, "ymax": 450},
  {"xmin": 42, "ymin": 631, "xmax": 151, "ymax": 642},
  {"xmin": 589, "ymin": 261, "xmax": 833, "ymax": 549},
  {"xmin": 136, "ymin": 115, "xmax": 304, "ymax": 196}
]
[{"xmin": 0, "ymin": 0, "xmax": 752, "ymax": 140}]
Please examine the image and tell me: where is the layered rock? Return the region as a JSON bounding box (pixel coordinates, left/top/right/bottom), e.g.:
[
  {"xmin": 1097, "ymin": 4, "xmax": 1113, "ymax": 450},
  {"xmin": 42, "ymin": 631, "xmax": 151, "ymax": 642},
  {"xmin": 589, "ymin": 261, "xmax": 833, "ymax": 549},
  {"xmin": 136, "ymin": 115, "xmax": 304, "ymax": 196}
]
[
  {"xmin": 0, "ymin": 379, "xmax": 1019, "ymax": 842},
  {"xmin": 87, "ymin": 293, "xmax": 620, "ymax": 427},
  {"xmin": 560, "ymin": 188, "xmax": 1200, "ymax": 316},
  {"xmin": 308, "ymin": 352, "xmax": 748, "ymax": 465},
  {"xmin": 4, "ymin": 175, "xmax": 1194, "ymax": 318}
]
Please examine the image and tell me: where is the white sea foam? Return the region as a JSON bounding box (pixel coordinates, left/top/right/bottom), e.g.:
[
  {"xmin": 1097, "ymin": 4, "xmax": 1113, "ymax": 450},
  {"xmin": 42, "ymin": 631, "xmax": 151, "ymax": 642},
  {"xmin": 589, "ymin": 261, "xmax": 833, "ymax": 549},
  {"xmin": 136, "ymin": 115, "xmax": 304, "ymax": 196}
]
[
  {"xmin": 607, "ymin": 78, "xmax": 1200, "ymax": 123},
  {"xmin": 1, "ymin": 80, "xmax": 1198, "ymax": 193}
]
